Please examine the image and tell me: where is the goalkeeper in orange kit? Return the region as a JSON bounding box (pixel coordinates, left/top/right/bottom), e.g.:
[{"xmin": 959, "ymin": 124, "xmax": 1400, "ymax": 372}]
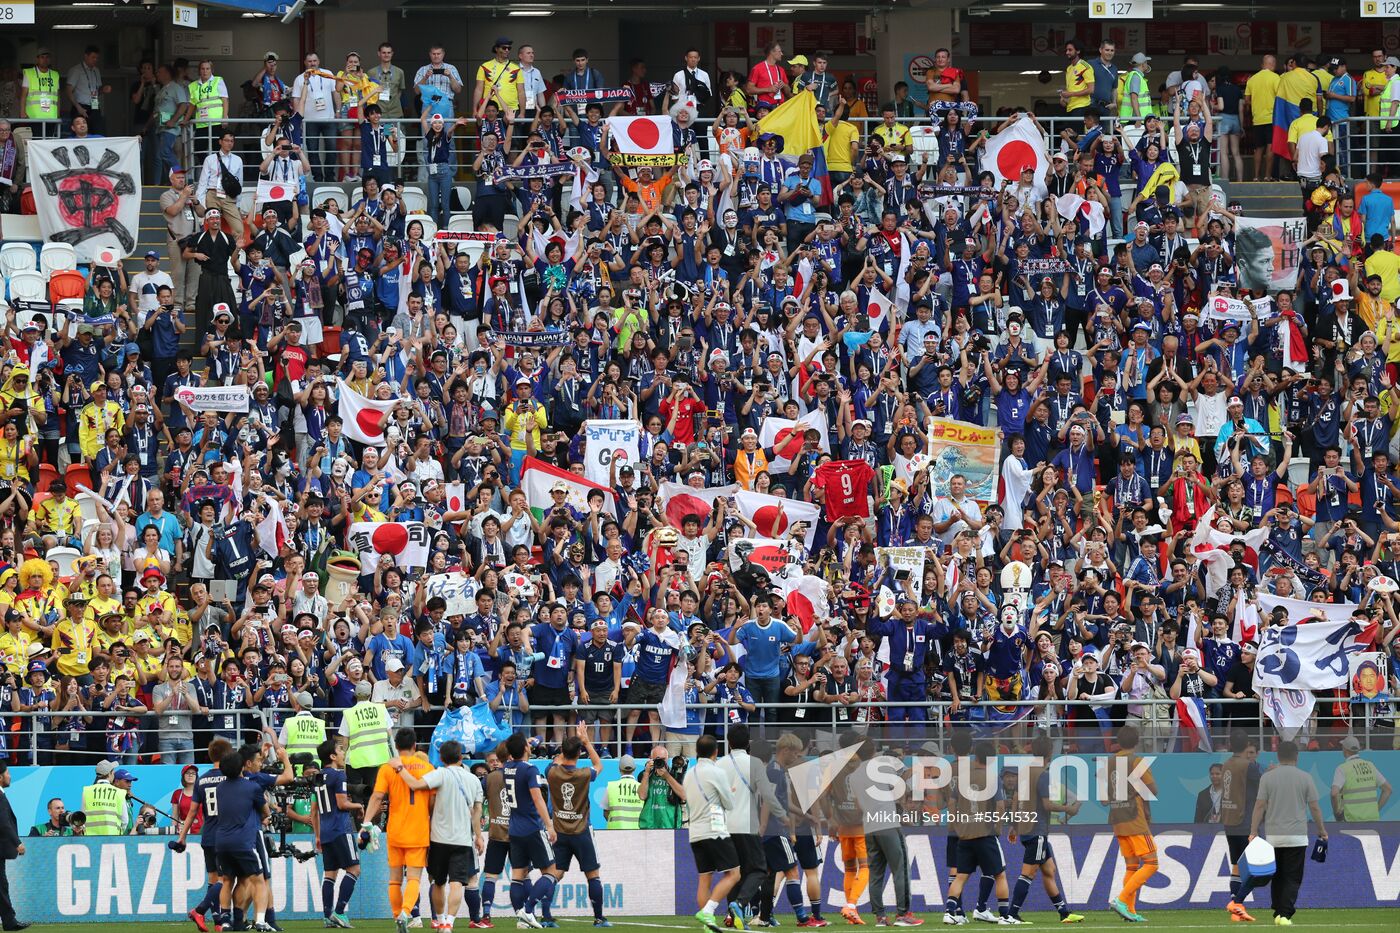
[
  {"xmin": 363, "ymin": 727, "xmax": 436, "ymax": 933},
  {"xmin": 1107, "ymin": 726, "xmax": 1158, "ymax": 924}
]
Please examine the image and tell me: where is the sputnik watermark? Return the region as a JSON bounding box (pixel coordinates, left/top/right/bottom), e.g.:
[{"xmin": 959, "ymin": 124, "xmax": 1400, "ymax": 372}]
[
  {"xmin": 787, "ymin": 752, "xmax": 1158, "ymax": 830},
  {"xmin": 860, "ymin": 754, "xmax": 1158, "ymax": 805}
]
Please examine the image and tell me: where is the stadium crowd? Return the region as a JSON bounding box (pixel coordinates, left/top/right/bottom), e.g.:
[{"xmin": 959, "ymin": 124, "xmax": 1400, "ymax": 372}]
[{"xmin": 0, "ymin": 31, "xmax": 1396, "ymax": 795}]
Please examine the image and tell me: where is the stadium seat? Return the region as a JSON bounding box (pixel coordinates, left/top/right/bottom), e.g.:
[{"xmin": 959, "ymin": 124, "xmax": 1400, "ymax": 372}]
[
  {"xmin": 447, "ymin": 214, "xmax": 474, "ymax": 233},
  {"xmin": 35, "ymin": 461, "xmax": 57, "ymax": 494},
  {"xmin": 314, "ymin": 186, "xmax": 346, "ymax": 210},
  {"xmin": 503, "ymin": 213, "xmax": 519, "ymax": 238},
  {"xmin": 236, "ymin": 190, "xmax": 256, "ymax": 217},
  {"xmin": 48, "ymin": 269, "xmax": 86, "ymax": 305},
  {"xmin": 30, "ymin": 491, "xmax": 50, "ymax": 510},
  {"xmin": 6, "ymin": 269, "xmax": 45, "ymax": 303},
  {"xmin": 406, "ymin": 212, "xmax": 437, "ymax": 241},
  {"xmin": 65, "ymin": 461, "xmax": 92, "ymax": 491},
  {"xmin": 401, "ymin": 186, "xmax": 428, "ymax": 214},
  {"xmin": 38, "ymin": 241, "xmax": 77, "ymax": 276},
  {"xmin": 0, "ymin": 242, "xmax": 36, "ymax": 279},
  {"xmin": 454, "ymin": 185, "xmax": 473, "ymax": 211},
  {"xmin": 455, "ymin": 241, "xmax": 487, "ymax": 266},
  {"xmin": 351, "ymin": 186, "xmax": 364, "ymax": 205},
  {"xmin": 910, "ymin": 125, "xmax": 940, "ymax": 169}
]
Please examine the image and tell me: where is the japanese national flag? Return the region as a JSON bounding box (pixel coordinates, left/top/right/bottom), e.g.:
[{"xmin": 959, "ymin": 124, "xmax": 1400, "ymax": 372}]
[
  {"xmin": 348, "ymin": 521, "xmax": 431, "ymax": 575},
  {"xmin": 1054, "ymin": 193, "xmax": 1106, "ymax": 237},
  {"xmin": 658, "ymin": 481, "xmax": 738, "ymax": 529},
  {"xmin": 733, "ymin": 489, "xmax": 821, "ymax": 552},
  {"xmin": 256, "ymin": 179, "xmax": 297, "ymax": 204},
  {"xmin": 865, "ymin": 288, "xmax": 893, "ymax": 334},
  {"xmin": 786, "ymin": 575, "xmax": 829, "ymax": 634},
  {"xmin": 254, "ymin": 495, "xmax": 288, "ymax": 559},
  {"xmin": 606, "ymin": 115, "xmax": 672, "ymax": 155},
  {"xmin": 338, "ymin": 384, "xmax": 397, "ymax": 446},
  {"xmin": 444, "ymin": 482, "xmax": 467, "ymax": 513},
  {"xmin": 983, "ymin": 113, "xmax": 1048, "ymax": 186}
]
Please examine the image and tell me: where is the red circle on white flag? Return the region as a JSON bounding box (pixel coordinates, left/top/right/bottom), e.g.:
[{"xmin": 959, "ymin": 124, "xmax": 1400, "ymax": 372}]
[
  {"xmin": 995, "ymin": 140, "xmax": 1037, "ymax": 180},
  {"xmin": 753, "ymin": 504, "xmax": 790, "ymax": 535},
  {"xmin": 626, "ymin": 120, "xmax": 661, "ymax": 150},
  {"xmin": 356, "ymin": 409, "xmax": 384, "ymax": 438},
  {"xmin": 371, "ymin": 523, "xmax": 408, "ymax": 554},
  {"xmin": 772, "ymin": 427, "xmax": 804, "ymax": 459},
  {"xmin": 268, "ymin": 184, "xmax": 288, "ymax": 200}
]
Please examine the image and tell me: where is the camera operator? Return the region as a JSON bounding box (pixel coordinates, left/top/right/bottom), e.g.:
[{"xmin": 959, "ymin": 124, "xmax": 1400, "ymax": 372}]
[
  {"xmin": 312, "ymin": 738, "xmax": 364, "ymax": 928},
  {"xmin": 638, "ymin": 744, "xmax": 685, "ymax": 829}
]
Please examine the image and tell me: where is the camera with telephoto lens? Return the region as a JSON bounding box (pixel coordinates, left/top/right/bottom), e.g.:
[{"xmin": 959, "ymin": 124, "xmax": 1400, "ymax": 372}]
[{"xmin": 260, "ymin": 752, "xmax": 322, "ymax": 861}]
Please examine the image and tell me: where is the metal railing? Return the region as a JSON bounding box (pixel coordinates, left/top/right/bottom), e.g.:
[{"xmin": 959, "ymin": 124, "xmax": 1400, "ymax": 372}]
[
  {"xmin": 9, "ymin": 693, "xmax": 1393, "ymax": 767},
  {"xmin": 168, "ymin": 112, "xmax": 1227, "ymax": 196}
]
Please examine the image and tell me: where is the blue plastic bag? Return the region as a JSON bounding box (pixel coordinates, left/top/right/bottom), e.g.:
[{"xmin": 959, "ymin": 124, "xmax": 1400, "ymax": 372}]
[{"xmin": 428, "ymin": 700, "xmax": 513, "ymax": 765}]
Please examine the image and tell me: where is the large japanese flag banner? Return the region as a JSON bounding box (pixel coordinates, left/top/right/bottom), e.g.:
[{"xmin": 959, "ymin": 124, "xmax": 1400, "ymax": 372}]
[
  {"xmin": 1253, "ymin": 617, "xmax": 1378, "ymax": 692},
  {"xmin": 583, "ymin": 419, "xmax": 640, "ymax": 486},
  {"xmin": 786, "ymin": 575, "xmax": 829, "ymax": 634},
  {"xmin": 338, "ymin": 384, "xmax": 397, "ymax": 446},
  {"xmin": 606, "ymin": 115, "xmax": 672, "ymax": 155},
  {"xmin": 733, "ymin": 489, "xmax": 820, "ymax": 552},
  {"xmin": 521, "ymin": 455, "xmax": 616, "ymax": 521},
  {"xmin": 348, "ymin": 521, "xmax": 431, "ymax": 575},
  {"xmin": 29, "ymin": 137, "xmax": 142, "ymax": 263},
  {"xmin": 982, "ymin": 114, "xmax": 1048, "ymax": 187},
  {"xmin": 658, "ymin": 481, "xmax": 738, "ymax": 529}
]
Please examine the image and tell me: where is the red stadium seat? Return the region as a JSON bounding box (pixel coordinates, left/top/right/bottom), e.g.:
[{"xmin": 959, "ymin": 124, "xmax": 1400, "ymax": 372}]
[
  {"xmin": 65, "ymin": 461, "xmax": 92, "ymax": 492},
  {"xmin": 35, "ymin": 461, "xmax": 57, "ymax": 493},
  {"xmin": 47, "ymin": 269, "xmax": 86, "ymax": 304}
]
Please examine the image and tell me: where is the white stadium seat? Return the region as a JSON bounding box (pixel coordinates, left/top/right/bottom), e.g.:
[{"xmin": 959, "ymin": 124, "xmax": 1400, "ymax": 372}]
[
  {"xmin": 448, "ymin": 214, "xmax": 475, "ymax": 232},
  {"xmin": 0, "ymin": 242, "xmax": 36, "ymax": 279},
  {"xmin": 6, "ymin": 270, "xmax": 46, "ymax": 303},
  {"xmin": 314, "ymin": 186, "xmax": 347, "ymax": 210},
  {"xmin": 401, "ymin": 186, "xmax": 428, "ymax": 214},
  {"xmin": 405, "ymin": 212, "xmax": 437, "ymax": 241},
  {"xmin": 38, "ymin": 241, "xmax": 76, "ymax": 276}
]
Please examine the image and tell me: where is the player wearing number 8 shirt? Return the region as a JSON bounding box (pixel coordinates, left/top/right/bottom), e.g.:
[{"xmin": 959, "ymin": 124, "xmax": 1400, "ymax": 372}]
[
  {"xmin": 177, "ymin": 738, "xmax": 234, "ymax": 933},
  {"xmin": 364, "ymin": 728, "xmax": 436, "ymax": 933},
  {"xmin": 810, "ymin": 460, "xmax": 875, "ymax": 521},
  {"xmin": 544, "ymin": 725, "xmax": 611, "ymax": 927},
  {"xmin": 502, "ymin": 731, "xmax": 559, "ymax": 930}
]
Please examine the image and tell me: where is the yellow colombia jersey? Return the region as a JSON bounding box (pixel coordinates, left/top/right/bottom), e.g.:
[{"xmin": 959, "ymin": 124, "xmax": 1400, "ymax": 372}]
[{"xmin": 376, "ymin": 752, "xmax": 434, "ymax": 848}]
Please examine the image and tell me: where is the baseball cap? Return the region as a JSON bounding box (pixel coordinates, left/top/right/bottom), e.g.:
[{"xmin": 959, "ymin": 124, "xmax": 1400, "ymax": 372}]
[
  {"xmin": 144, "ymin": 250, "xmax": 159, "ymax": 260},
  {"xmin": 354, "ymin": 681, "xmax": 373, "ymax": 699},
  {"xmin": 1341, "ymin": 735, "xmax": 1362, "ymax": 752},
  {"xmin": 788, "ymin": 54, "xmax": 809, "ymax": 66},
  {"xmin": 1386, "ymin": 57, "xmax": 1400, "ymax": 68},
  {"xmin": 294, "ymin": 691, "xmax": 314, "ymax": 709},
  {"xmin": 95, "ymin": 760, "xmax": 115, "ymax": 777},
  {"xmin": 619, "ymin": 754, "xmax": 637, "ymax": 773},
  {"xmin": 265, "ymin": 51, "xmax": 279, "ymax": 61},
  {"xmin": 888, "ymin": 153, "xmax": 907, "ymax": 163},
  {"xmin": 384, "ymin": 657, "xmax": 405, "ymax": 673},
  {"xmin": 113, "ymin": 769, "xmax": 138, "ymax": 783}
]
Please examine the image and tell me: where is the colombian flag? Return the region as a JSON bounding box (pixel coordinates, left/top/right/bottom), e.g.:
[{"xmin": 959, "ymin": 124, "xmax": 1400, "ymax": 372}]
[
  {"xmin": 807, "ymin": 144, "xmax": 832, "ymax": 207},
  {"xmin": 1270, "ymin": 96, "xmax": 1302, "ymax": 160},
  {"xmin": 756, "ymin": 89, "xmax": 823, "ymax": 155}
]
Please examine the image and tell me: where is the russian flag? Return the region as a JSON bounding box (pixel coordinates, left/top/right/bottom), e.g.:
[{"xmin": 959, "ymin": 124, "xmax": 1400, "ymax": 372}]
[
  {"xmin": 1176, "ymin": 696, "xmax": 1214, "ymax": 752},
  {"xmin": 1270, "ymin": 96, "xmax": 1301, "ymax": 161}
]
